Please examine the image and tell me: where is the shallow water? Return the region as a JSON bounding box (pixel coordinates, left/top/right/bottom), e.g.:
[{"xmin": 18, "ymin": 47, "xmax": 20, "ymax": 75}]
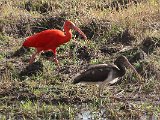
[{"xmin": 75, "ymin": 104, "xmax": 159, "ymax": 120}]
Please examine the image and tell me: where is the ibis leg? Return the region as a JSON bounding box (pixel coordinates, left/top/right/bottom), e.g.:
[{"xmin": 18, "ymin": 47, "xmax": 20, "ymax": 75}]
[
  {"xmin": 47, "ymin": 55, "xmax": 60, "ymax": 70},
  {"xmin": 51, "ymin": 49, "xmax": 60, "ymax": 70},
  {"xmin": 54, "ymin": 55, "xmax": 60, "ymax": 70},
  {"xmin": 29, "ymin": 49, "xmax": 41, "ymax": 64}
]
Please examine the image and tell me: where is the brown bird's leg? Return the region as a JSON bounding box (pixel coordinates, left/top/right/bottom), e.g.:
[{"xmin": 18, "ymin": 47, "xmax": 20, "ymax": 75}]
[
  {"xmin": 29, "ymin": 49, "xmax": 41, "ymax": 64},
  {"xmin": 98, "ymin": 73, "xmax": 113, "ymax": 98},
  {"xmin": 98, "ymin": 86, "xmax": 102, "ymax": 98},
  {"xmin": 98, "ymin": 84, "xmax": 105, "ymax": 98},
  {"xmin": 99, "ymin": 85, "xmax": 113, "ymax": 99}
]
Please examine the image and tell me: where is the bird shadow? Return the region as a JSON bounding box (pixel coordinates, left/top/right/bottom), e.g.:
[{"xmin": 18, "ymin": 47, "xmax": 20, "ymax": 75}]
[
  {"xmin": 41, "ymin": 51, "xmax": 54, "ymax": 59},
  {"xmin": 10, "ymin": 46, "xmax": 30, "ymax": 58}
]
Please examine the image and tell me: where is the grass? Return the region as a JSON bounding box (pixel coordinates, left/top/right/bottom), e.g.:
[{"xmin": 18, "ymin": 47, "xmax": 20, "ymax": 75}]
[{"xmin": 0, "ymin": 0, "xmax": 160, "ymax": 119}]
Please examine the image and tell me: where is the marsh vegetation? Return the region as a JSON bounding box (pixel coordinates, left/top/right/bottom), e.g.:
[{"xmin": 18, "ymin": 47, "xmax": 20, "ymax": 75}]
[{"xmin": 0, "ymin": 0, "xmax": 160, "ymax": 119}]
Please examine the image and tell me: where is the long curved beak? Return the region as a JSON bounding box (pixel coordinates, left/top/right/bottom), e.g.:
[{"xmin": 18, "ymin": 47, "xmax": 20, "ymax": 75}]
[
  {"xmin": 125, "ymin": 61, "xmax": 142, "ymax": 81},
  {"xmin": 71, "ymin": 24, "xmax": 87, "ymax": 40}
]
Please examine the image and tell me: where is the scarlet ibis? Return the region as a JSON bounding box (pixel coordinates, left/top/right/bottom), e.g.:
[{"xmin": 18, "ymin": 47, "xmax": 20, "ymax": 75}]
[
  {"xmin": 73, "ymin": 55, "xmax": 142, "ymax": 97},
  {"xmin": 23, "ymin": 20, "xmax": 87, "ymax": 67}
]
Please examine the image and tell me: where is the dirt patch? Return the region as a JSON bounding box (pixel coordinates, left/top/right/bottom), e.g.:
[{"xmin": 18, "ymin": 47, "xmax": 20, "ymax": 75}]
[
  {"xmin": 109, "ymin": 29, "xmax": 136, "ymax": 45},
  {"xmin": 31, "ymin": 13, "xmax": 67, "ymax": 33},
  {"xmin": 3, "ymin": 13, "xmax": 67, "ymax": 38},
  {"xmin": 136, "ymin": 61, "xmax": 160, "ymax": 79},
  {"xmin": 59, "ymin": 66, "xmax": 71, "ymax": 74},
  {"xmin": 19, "ymin": 61, "xmax": 43, "ymax": 78},
  {"xmin": 78, "ymin": 19, "xmax": 111, "ymax": 40},
  {"xmin": 39, "ymin": 94, "xmax": 92, "ymax": 105},
  {"xmin": 141, "ymin": 37, "xmax": 160, "ymax": 54},
  {"xmin": 11, "ymin": 92, "xmax": 37, "ymax": 102},
  {"xmin": 120, "ymin": 47, "xmax": 147, "ymax": 63},
  {"xmin": 76, "ymin": 47, "xmax": 91, "ymax": 61},
  {"xmin": 2, "ymin": 12, "xmax": 34, "ymax": 38},
  {"xmin": 99, "ymin": 46, "xmax": 120, "ymax": 55},
  {"xmin": 104, "ymin": 0, "xmax": 144, "ymax": 11},
  {"xmin": 25, "ymin": 0, "xmax": 53, "ymax": 14},
  {"xmin": 0, "ymin": 82, "xmax": 37, "ymax": 102},
  {"xmin": 129, "ymin": 50, "xmax": 147, "ymax": 63}
]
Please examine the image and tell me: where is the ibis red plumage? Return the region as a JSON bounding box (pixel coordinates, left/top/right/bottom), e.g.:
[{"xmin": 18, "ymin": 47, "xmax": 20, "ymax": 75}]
[{"xmin": 23, "ymin": 20, "xmax": 87, "ymax": 68}]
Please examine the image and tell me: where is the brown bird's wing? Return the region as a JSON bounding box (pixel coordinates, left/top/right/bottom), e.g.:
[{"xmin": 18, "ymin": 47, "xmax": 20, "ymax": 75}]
[
  {"xmin": 88, "ymin": 64, "xmax": 119, "ymax": 70},
  {"xmin": 73, "ymin": 64, "xmax": 119, "ymax": 84}
]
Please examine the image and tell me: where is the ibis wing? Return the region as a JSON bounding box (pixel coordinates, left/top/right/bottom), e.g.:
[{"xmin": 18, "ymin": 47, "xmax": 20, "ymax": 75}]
[
  {"xmin": 73, "ymin": 64, "xmax": 118, "ymax": 84},
  {"xmin": 23, "ymin": 30, "xmax": 65, "ymax": 48}
]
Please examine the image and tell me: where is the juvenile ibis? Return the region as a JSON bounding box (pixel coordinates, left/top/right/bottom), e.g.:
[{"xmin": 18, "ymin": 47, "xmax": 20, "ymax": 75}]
[
  {"xmin": 73, "ymin": 55, "xmax": 142, "ymax": 97},
  {"xmin": 23, "ymin": 20, "xmax": 87, "ymax": 68}
]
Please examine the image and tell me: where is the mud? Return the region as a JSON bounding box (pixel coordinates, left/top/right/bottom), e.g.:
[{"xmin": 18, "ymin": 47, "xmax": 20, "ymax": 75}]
[
  {"xmin": 2, "ymin": 13, "xmax": 67, "ymax": 38},
  {"xmin": 104, "ymin": 0, "xmax": 144, "ymax": 11},
  {"xmin": 118, "ymin": 46, "xmax": 147, "ymax": 63},
  {"xmin": 31, "ymin": 13, "xmax": 67, "ymax": 33},
  {"xmin": 59, "ymin": 66, "xmax": 71, "ymax": 74},
  {"xmin": 141, "ymin": 37, "xmax": 160, "ymax": 54},
  {"xmin": 0, "ymin": 81, "xmax": 92, "ymax": 105},
  {"xmin": 109, "ymin": 29, "xmax": 135, "ymax": 45},
  {"xmin": 3, "ymin": 14, "xmax": 34, "ymax": 37},
  {"xmin": 136, "ymin": 61, "xmax": 160, "ymax": 79},
  {"xmin": 0, "ymin": 82, "xmax": 37, "ymax": 102},
  {"xmin": 99, "ymin": 46, "xmax": 120, "ymax": 55},
  {"xmin": 39, "ymin": 95, "xmax": 92, "ymax": 105},
  {"xmin": 76, "ymin": 47, "xmax": 91, "ymax": 61},
  {"xmin": 25, "ymin": 1, "xmax": 53, "ymax": 13},
  {"xmin": 129, "ymin": 50, "xmax": 147, "ymax": 63},
  {"xmin": 19, "ymin": 61, "xmax": 43, "ymax": 78},
  {"xmin": 78, "ymin": 19, "xmax": 111, "ymax": 40}
]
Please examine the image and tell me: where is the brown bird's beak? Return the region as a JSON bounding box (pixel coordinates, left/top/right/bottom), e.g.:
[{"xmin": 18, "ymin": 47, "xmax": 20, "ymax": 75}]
[
  {"xmin": 71, "ymin": 24, "xmax": 87, "ymax": 40},
  {"xmin": 125, "ymin": 60, "xmax": 142, "ymax": 81}
]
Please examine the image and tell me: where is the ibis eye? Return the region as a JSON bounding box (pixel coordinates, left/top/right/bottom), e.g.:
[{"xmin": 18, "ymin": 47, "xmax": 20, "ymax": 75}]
[{"xmin": 70, "ymin": 24, "xmax": 74, "ymax": 29}]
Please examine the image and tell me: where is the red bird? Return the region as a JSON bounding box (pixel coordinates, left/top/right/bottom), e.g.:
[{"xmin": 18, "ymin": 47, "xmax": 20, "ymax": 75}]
[{"xmin": 23, "ymin": 20, "xmax": 87, "ymax": 67}]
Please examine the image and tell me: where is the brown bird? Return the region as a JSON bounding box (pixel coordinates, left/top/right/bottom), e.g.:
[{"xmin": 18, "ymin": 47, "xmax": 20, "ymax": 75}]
[{"xmin": 73, "ymin": 55, "xmax": 142, "ymax": 97}]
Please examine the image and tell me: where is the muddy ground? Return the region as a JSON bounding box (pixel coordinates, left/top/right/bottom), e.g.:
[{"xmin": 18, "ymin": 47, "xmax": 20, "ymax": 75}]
[{"xmin": 0, "ymin": 0, "xmax": 160, "ymax": 119}]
